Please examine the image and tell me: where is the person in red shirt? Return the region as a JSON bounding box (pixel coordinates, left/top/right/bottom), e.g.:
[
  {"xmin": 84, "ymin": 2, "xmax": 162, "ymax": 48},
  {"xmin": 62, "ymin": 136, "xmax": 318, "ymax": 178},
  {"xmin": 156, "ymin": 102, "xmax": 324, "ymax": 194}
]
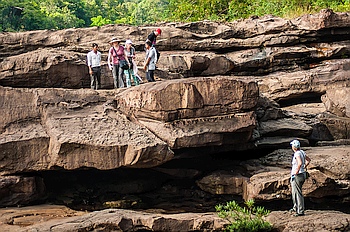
[{"xmin": 107, "ymin": 37, "xmax": 126, "ymax": 88}]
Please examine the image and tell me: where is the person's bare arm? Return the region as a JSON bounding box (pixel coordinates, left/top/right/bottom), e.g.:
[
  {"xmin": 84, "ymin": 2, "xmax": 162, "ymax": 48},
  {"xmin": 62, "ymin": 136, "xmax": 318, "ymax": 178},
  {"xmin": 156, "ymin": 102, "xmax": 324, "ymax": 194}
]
[
  {"xmin": 144, "ymin": 57, "xmax": 151, "ymax": 70},
  {"xmin": 107, "ymin": 51, "xmax": 113, "ymax": 70},
  {"xmin": 305, "ymin": 155, "xmax": 311, "ymax": 168}
]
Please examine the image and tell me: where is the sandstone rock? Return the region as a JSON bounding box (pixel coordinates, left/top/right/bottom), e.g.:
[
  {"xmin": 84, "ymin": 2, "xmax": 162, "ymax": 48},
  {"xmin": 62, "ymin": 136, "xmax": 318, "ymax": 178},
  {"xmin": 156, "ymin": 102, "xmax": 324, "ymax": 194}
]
[
  {"xmin": 44, "ymin": 104, "xmax": 173, "ymax": 170},
  {"xmin": 257, "ymin": 59, "xmax": 350, "ymax": 103},
  {"xmin": 0, "ymin": 122, "xmax": 50, "ymax": 174},
  {"xmin": 0, "ymin": 49, "xmax": 99, "ymax": 89},
  {"xmin": 244, "ymin": 146, "xmax": 350, "ymax": 201},
  {"xmin": 258, "ymin": 118, "xmax": 313, "ymax": 137},
  {"xmin": 282, "ymin": 103, "xmax": 327, "ymax": 118},
  {"xmin": 139, "ymin": 112, "xmax": 256, "ymax": 149},
  {"xmin": 291, "ymin": 9, "xmax": 350, "ymax": 30},
  {"xmin": 0, "ymin": 10, "xmax": 350, "ymax": 226},
  {"xmin": 254, "ymin": 136, "xmax": 309, "ymax": 149},
  {"xmin": 115, "ymin": 77, "xmax": 258, "ymax": 149},
  {"xmin": 256, "ymin": 96, "xmax": 286, "ymax": 122},
  {"xmin": 267, "ymin": 210, "xmax": 350, "ymax": 232},
  {"xmin": 0, "ymin": 176, "xmax": 45, "ymax": 207},
  {"xmin": 322, "ymin": 87, "xmax": 350, "ymax": 118},
  {"xmin": 196, "ymin": 171, "xmax": 249, "ymax": 195},
  {"xmin": 318, "ymin": 112, "xmax": 350, "ymax": 140},
  {"xmin": 116, "ymin": 77, "xmax": 259, "ymax": 122},
  {"xmin": 4, "ymin": 208, "xmax": 228, "ymax": 232},
  {"xmin": 1, "ymin": 205, "xmax": 349, "ymax": 232},
  {"xmin": 0, "ymin": 87, "xmax": 174, "ymax": 175},
  {"xmin": 281, "ymin": 103, "xmax": 334, "ymax": 142},
  {"xmin": 1, "ymin": 11, "xmax": 349, "ymax": 88},
  {"xmin": 0, "ymin": 204, "xmax": 87, "ymax": 231}
]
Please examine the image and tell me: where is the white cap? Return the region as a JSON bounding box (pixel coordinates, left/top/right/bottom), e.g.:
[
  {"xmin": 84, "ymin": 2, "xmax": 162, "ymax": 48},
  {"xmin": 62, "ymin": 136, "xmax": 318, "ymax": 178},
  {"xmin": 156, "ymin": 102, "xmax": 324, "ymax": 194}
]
[
  {"xmin": 125, "ymin": 39, "xmax": 133, "ymax": 44},
  {"xmin": 290, "ymin": 140, "xmax": 301, "ymax": 148}
]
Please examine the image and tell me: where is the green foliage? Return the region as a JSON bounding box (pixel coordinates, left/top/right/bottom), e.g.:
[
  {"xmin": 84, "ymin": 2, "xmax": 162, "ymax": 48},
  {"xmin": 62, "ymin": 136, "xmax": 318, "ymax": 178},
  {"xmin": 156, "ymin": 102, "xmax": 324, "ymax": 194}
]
[
  {"xmin": 1, "ymin": 0, "xmax": 349, "ymax": 31},
  {"xmin": 168, "ymin": 0, "xmax": 230, "ymax": 21},
  {"xmin": 216, "ymin": 199, "xmax": 272, "ymax": 232},
  {"xmin": 225, "ymin": 0, "xmax": 350, "ymax": 20},
  {"xmin": 91, "ymin": 15, "xmax": 111, "ymax": 26}
]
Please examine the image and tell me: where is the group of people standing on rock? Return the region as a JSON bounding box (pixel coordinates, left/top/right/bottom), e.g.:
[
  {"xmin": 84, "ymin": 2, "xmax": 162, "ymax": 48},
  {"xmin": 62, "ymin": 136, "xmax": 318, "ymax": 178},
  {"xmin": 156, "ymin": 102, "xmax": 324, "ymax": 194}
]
[{"xmin": 86, "ymin": 28, "xmax": 162, "ymax": 90}]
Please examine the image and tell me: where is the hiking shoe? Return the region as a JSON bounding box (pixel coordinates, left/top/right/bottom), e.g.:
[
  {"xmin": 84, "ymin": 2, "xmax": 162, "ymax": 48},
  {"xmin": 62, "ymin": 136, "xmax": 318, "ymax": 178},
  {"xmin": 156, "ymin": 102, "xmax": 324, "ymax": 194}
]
[{"xmin": 293, "ymin": 213, "xmax": 305, "ymax": 217}]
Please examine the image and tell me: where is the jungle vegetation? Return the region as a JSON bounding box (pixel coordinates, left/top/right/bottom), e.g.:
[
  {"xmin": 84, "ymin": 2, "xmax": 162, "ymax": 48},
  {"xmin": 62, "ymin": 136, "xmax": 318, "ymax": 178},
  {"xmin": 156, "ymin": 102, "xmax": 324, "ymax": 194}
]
[{"xmin": 0, "ymin": 0, "xmax": 349, "ymax": 31}]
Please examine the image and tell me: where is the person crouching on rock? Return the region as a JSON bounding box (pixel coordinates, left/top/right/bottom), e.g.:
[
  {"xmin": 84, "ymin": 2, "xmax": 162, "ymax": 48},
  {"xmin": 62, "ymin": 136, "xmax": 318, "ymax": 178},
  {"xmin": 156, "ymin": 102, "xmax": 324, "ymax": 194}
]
[
  {"xmin": 86, "ymin": 43, "xmax": 101, "ymax": 90},
  {"xmin": 108, "ymin": 37, "xmax": 125, "ymax": 88},
  {"xmin": 143, "ymin": 41, "xmax": 157, "ymax": 82},
  {"xmin": 289, "ymin": 139, "xmax": 311, "ymax": 217}
]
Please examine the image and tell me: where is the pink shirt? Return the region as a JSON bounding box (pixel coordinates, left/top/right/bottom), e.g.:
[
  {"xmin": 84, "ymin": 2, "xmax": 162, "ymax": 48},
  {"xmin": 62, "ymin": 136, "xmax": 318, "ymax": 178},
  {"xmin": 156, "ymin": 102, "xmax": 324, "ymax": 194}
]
[{"xmin": 109, "ymin": 46, "xmax": 126, "ymax": 65}]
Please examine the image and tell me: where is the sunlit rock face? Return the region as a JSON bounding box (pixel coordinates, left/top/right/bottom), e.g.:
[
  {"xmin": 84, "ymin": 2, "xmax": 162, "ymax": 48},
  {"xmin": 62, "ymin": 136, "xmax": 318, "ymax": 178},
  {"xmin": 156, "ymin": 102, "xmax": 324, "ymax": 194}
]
[
  {"xmin": 0, "ymin": 87, "xmax": 174, "ymax": 175},
  {"xmin": 116, "ymin": 77, "xmax": 259, "ymax": 149},
  {"xmin": 0, "ymin": 10, "xmax": 350, "ymax": 232}
]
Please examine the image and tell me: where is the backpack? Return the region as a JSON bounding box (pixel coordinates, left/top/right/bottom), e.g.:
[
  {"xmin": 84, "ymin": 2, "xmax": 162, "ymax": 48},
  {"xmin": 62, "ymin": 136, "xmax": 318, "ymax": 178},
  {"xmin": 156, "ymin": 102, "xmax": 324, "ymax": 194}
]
[
  {"xmin": 301, "ymin": 151, "xmax": 310, "ymax": 179},
  {"xmin": 155, "ymin": 49, "xmax": 160, "ymax": 62},
  {"xmin": 151, "ymin": 47, "xmax": 158, "ymax": 64},
  {"xmin": 127, "ymin": 47, "xmax": 135, "ymax": 69}
]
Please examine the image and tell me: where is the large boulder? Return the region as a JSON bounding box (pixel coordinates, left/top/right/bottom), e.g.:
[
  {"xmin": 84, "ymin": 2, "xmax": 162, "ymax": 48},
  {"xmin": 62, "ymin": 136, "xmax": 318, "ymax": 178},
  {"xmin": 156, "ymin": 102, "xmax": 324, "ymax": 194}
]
[
  {"xmin": 116, "ymin": 77, "xmax": 259, "ymax": 149},
  {"xmin": 0, "ymin": 87, "xmax": 174, "ymax": 175},
  {"xmin": 318, "ymin": 112, "xmax": 350, "ymax": 140},
  {"xmin": 116, "ymin": 77, "xmax": 259, "ymax": 121},
  {"xmin": 322, "ymin": 88, "xmax": 350, "ymax": 118},
  {"xmin": 257, "ymin": 59, "xmax": 350, "ymax": 103}
]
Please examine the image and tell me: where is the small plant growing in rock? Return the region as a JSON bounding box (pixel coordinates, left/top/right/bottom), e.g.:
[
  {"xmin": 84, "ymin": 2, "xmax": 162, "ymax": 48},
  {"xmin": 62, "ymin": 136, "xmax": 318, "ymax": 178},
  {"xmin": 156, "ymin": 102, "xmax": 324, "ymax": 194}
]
[{"xmin": 215, "ymin": 199, "xmax": 272, "ymax": 232}]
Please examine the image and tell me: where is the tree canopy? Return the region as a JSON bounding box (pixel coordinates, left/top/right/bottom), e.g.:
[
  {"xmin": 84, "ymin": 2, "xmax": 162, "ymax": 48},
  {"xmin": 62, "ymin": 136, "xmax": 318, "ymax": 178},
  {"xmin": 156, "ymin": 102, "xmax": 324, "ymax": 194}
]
[{"xmin": 0, "ymin": 0, "xmax": 349, "ymax": 31}]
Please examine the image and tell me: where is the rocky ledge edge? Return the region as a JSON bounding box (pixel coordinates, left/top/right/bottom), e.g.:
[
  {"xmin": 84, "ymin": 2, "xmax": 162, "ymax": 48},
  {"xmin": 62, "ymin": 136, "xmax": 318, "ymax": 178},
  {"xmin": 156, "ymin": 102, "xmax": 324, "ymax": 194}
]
[{"xmin": 1, "ymin": 204, "xmax": 350, "ymax": 232}]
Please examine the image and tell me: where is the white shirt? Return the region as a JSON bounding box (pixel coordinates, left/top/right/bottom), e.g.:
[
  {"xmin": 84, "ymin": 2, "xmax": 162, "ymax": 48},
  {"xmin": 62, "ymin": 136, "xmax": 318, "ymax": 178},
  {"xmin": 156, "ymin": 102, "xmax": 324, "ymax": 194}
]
[
  {"xmin": 145, "ymin": 47, "xmax": 157, "ymax": 70},
  {"xmin": 291, "ymin": 150, "xmax": 306, "ymax": 175},
  {"xmin": 87, "ymin": 50, "xmax": 101, "ymax": 68}
]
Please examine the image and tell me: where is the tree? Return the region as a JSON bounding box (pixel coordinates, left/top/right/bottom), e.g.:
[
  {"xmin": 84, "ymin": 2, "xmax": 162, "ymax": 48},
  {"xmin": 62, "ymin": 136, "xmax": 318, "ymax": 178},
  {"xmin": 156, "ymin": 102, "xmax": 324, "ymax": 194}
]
[{"xmin": 1, "ymin": 0, "xmax": 349, "ymax": 31}]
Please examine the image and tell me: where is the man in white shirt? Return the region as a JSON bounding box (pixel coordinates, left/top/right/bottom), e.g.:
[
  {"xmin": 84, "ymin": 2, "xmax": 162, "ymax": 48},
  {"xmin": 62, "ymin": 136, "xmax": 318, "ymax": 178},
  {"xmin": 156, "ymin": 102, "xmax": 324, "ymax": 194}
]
[{"xmin": 87, "ymin": 43, "xmax": 102, "ymax": 90}]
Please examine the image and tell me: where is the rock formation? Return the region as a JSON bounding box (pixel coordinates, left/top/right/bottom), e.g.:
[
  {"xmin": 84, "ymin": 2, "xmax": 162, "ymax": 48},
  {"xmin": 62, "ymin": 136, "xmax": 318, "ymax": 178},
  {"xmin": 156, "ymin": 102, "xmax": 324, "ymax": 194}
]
[{"xmin": 0, "ymin": 8, "xmax": 350, "ymax": 231}]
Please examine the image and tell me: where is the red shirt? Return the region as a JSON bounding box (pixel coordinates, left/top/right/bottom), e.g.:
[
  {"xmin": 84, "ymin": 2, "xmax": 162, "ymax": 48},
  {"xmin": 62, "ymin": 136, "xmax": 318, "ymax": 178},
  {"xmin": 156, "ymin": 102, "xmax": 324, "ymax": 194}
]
[{"xmin": 109, "ymin": 46, "xmax": 125, "ymax": 65}]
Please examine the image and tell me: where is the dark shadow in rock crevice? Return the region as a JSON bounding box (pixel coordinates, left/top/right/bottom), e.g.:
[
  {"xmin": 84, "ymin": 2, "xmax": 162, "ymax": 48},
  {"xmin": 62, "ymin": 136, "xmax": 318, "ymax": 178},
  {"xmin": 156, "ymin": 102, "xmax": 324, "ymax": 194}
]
[{"xmin": 277, "ymin": 92, "xmax": 324, "ymax": 108}]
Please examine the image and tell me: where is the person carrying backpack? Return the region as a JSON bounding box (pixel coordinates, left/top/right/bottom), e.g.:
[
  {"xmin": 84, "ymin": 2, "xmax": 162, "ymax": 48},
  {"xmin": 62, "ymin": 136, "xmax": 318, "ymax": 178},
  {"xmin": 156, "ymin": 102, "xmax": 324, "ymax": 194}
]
[
  {"xmin": 123, "ymin": 39, "xmax": 139, "ymax": 87},
  {"xmin": 289, "ymin": 139, "xmax": 311, "ymax": 217}
]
